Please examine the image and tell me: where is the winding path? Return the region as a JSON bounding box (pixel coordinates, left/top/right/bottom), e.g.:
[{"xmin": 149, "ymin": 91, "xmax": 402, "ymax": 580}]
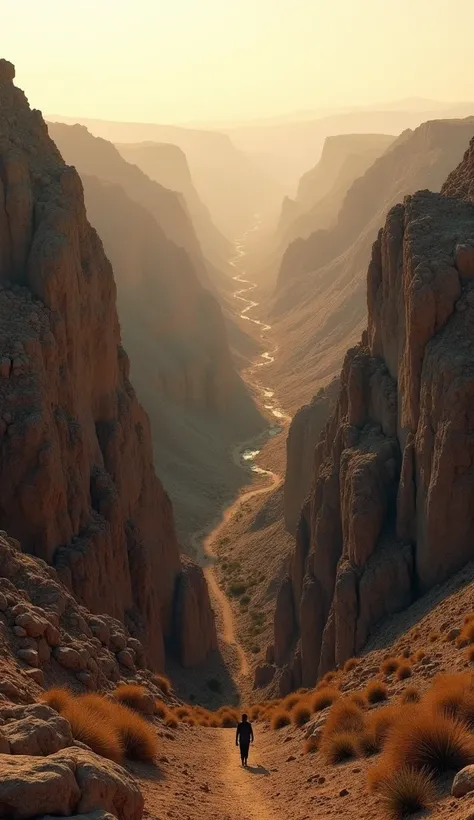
[{"xmin": 190, "ymin": 226, "xmax": 290, "ymax": 682}]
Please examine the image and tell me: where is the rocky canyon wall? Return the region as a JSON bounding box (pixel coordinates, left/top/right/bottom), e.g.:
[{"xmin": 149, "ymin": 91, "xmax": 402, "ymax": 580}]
[
  {"xmin": 0, "ymin": 60, "xmax": 216, "ymax": 670},
  {"xmin": 262, "ymin": 134, "xmax": 474, "ymax": 693}
]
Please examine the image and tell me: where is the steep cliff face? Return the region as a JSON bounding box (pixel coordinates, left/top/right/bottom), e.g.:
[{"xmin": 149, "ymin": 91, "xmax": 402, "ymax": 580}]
[
  {"xmin": 47, "ymin": 122, "xmax": 217, "ymax": 290},
  {"xmin": 279, "ymin": 134, "xmax": 394, "ymax": 242},
  {"xmin": 116, "ymin": 141, "xmax": 231, "ymax": 273},
  {"xmin": 283, "ymin": 379, "xmax": 339, "ymax": 535},
  {"xmin": 79, "ymin": 173, "xmax": 262, "ymax": 543},
  {"xmin": 0, "ymin": 60, "xmax": 216, "ymax": 670},
  {"xmin": 48, "ymin": 115, "xmax": 285, "ymax": 237},
  {"xmin": 264, "ymin": 134, "xmax": 474, "ymax": 693},
  {"xmin": 269, "ymin": 118, "xmax": 474, "ymax": 414}
]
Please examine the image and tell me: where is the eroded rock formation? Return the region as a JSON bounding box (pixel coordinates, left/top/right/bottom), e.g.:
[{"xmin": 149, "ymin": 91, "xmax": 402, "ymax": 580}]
[
  {"xmin": 0, "ymin": 59, "xmax": 215, "ymax": 669},
  {"xmin": 284, "ymin": 379, "xmax": 339, "ymax": 534},
  {"xmin": 264, "ymin": 133, "xmax": 474, "ymax": 692}
]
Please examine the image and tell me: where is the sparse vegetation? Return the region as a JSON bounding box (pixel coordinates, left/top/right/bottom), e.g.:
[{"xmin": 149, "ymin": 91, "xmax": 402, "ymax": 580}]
[
  {"xmin": 395, "ymin": 663, "xmax": 412, "ymax": 681},
  {"xmin": 348, "ymin": 691, "xmax": 367, "ymax": 708},
  {"xmin": 78, "ymin": 693, "xmax": 158, "ymax": 763},
  {"xmin": 365, "ymin": 680, "xmax": 388, "ymax": 704},
  {"xmin": 322, "ymin": 731, "xmax": 360, "ymax": 764},
  {"xmin": 113, "ymin": 683, "xmax": 151, "ymax": 714},
  {"xmin": 343, "ymin": 657, "xmax": 359, "ymax": 673},
  {"xmin": 324, "ymin": 698, "xmax": 365, "ymax": 736},
  {"xmin": 271, "ymin": 709, "xmax": 292, "ymax": 730},
  {"xmin": 63, "ymin": 698, "xmax": 124, "ymax": 762},
  {"xmin": 428, "ymin": 631, "xmax": 440, "ymax": 643},
  {"xmin": 311, "ymin": 687, "xmax": 339, "ymax": 712},
  {"xmin": 154, "ymin": 673, "xmax": 171, "ymax": 696},
  {"xmin": 381, "ymin": 657, "xmax": 399, "ymax": 676},
  {"xmin": 41, "ymin": 687, "xmax": 72, "ymax": 714},
  {"xmin": 385, "ymin": 710, "xmax": 474, "ymax": 774},
  {"xmin": 292, "ymin": 703, "xmax": 311, "ymax": 726},
  {"xmin": 378, "ymin": 766, "xmax": 437, "ymax": 819},
  {"xmin": 400, "ymin": 686, "xmax": 420, "ymax": 704}
]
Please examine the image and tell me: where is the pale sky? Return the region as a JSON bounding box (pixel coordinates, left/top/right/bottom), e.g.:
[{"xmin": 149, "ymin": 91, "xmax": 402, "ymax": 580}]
[{"xmin": 3, "ymin": 0, "xmax": 474, "ymax": 123}]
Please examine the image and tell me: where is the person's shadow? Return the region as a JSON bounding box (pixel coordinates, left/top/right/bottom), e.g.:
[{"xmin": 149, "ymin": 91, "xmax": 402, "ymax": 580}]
[{"xmin": 246, "ymin": 764, "xmax": 271, "ymax": 776}]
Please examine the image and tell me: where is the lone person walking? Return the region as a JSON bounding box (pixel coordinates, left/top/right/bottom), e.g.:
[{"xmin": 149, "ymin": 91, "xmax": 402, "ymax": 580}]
[{"xmin": 236, "ymin": 713, "xmax": 254, "ymax": 767}]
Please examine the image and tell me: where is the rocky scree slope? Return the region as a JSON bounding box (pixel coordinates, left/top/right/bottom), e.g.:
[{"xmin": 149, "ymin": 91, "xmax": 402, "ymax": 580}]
[
  {"xmin": 260, "ymin": 132, "xmax": 474, "ymax": 693},
  {"xmin": 270, "ymin": 118, "xmax": 474, "ymax": 412},
  {"xmin": 0, "ymin": 60, "xmax": 215, "ymax": 670}
]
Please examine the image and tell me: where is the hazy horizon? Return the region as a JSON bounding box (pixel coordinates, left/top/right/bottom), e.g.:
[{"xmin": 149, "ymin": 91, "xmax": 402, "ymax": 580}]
[{"xmin": 6, "ymin": 0, "xmax": 474, "ymax": 125}]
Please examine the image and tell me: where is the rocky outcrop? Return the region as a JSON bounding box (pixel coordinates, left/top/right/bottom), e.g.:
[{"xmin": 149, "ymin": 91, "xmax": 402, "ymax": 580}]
[
  {"xmin": 174, "ymin": 558, "xmax": 218, "ymax": 667},
  {"xmin": 0, "ymin": 60, "xmax": 215, "ymax": 669},
  {"xmin": 265, "ymin": 133, "xmax": 474, "ymax": 692},
  {"xmin": 0, "ymin": 746, "xmax": 143, "ymax": 820},
  {"xmin": 284, "ymin": 379, "xmax": 339, "ymax": 534}
]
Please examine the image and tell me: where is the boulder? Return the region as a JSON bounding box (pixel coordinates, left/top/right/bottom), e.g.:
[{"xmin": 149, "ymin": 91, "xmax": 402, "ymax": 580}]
[
  {"xmin": 452, "ymin": 765, "xmax": 474, "ymax": 797},
  {"xmin": 3, "ymin": 713, "xmax": 72, "ymax": 756},
  {"xmin": 0, "ymin": 752, "xmax": 80, "ymax": 818},
  {"xmin": 0, "ymin": 747, "xmax": 143, "ymax": 820}
]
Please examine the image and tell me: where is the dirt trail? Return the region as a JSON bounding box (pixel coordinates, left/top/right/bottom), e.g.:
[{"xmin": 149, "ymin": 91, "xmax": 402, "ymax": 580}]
[
  {"xmin": 190, "ymin": 226, "xmax": 290, "ymax": 685},
  {"xmin": 140, "ymin": 726, "xmax": 279, "ymax": 820}
]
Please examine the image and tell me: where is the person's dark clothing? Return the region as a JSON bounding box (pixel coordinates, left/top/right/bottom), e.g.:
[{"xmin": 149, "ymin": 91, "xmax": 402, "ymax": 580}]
[{"xmin": 236, "ymin": 721, "xmax": 254, "ymax": 765}]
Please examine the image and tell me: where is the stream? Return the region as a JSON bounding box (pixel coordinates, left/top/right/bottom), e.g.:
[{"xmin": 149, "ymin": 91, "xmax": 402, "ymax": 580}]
[{"xmin": 229, "ymin": 228, "xmax": 291, "ymax": 477}]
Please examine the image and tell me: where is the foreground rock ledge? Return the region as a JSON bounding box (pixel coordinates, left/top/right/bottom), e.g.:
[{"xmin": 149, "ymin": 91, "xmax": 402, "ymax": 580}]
[{"xmin": 0, "ymin": 747, "xmax": 143, "ymax": 820}]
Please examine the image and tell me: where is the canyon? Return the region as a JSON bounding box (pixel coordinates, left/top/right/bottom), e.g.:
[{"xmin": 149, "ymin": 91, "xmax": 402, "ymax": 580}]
[{"xmin": 4, "ymin": 45, "xmax": 474, "ymax": 820}]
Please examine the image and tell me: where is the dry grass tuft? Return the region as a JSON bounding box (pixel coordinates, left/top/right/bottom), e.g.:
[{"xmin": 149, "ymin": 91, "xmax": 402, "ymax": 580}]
[
  {"xmin": 154, "ymin": 700, "xmax": 168, "ymax": 720},
  {"xmin": 428, "ymin": 631, "xmax": 440, "ymax": 643},
  {"xmin": 343, "ymin": 658, "xmax": 359, "ymax": 673},
  {"xmin": 282, "ymin": 694, "xmax": 300, "ymax": 710},
  {"xmin": 292, "ymin": 703, "xmax": 312, "ymax": 727},
  {"xmin": 271, "ymin": 709, "xmax": 292, "ymax": 730},
  {"xmin": 311, "ymin": 687, "xmax": 339, "ymax": 713},
  {"xmin": 165, "ymin": 714, "xmax": 178, "ymax": 729},
  {"xmin": 324, "ymin": 699, "xmax": 365, "ymax": 736},
  {"xmin": 414, "ymin": 649, "xmax": 425, "ymax": 662},
  {"xmin": 424, "ymin": 672, "xmax": 474, "ymax": 727},
  {"xmin": 400, "ymin": 647, "xmax": 411, "ymax": 659},
  {"xmin": 78, "ymin": 694, "xmax": 158, "ymax": 763},
  {"xmin": 365, "ymin": 680, "xmax": 388, "ymax": 704},
  {"xmin": 112, "ymin": 703, "xmax": 158, "ymax": 762},
  {"xmin": 154, "ymin": 673, "xmax": 172, "ymax": 696},
  {"xmin": 378, "ymin": 766, "xmax": 437, "ymax": 819},
  {"xmin": 400, "ymin": 687, "xmax": 420, "ymax": 704},
  {"xmin": 385, "ymin": 710, "xmax": 474, "ymax": 774},
  {"xmin": 175, "ymin": 706, "xmax": 191, "ymax": 720},
  {"xmin": 63, "ymin": 699, "xmax": 124, "ymax": 762},
  {"xmin": 467, "ymin": 646, "xmax": 474, "ymax": 664},
  {"xmin": 360, "ymin": 705, "xmax": 405, "ymax": 756},
  {"xmin": 381, "ymin": 657, "xmax": 399, "ymax": 676},
  {"xmin": 41, "ymin": 687, "xmax": 72, "ymax": 714},
  {"xmin": 322, "ymin": 671, "xmax": 337, "ymax": 685},
  {"xmin": 395, "ymin": 663, "xmax": 412, "ymax": 681},
  {"xmin": 348, "ymin": 691, "xmax": 367, "ymax": 708},
  {"xmin": 220, "ymin": 711, "xmax": 238, "ymax": 728},
  {"xmin": 113, "ymin": 684, "xmax": 151, "ymax": 714},
  {"xmin": 321, "ymin": 731, "xmax": 360, "ymax": 764}
]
